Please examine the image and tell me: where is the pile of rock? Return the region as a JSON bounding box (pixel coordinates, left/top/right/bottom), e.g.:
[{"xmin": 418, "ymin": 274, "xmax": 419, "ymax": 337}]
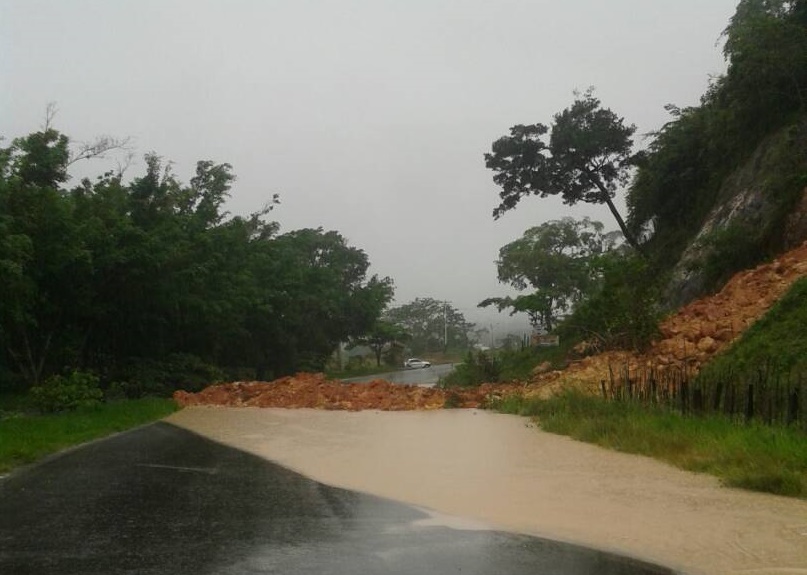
[
  {"xmin": 173, "ymin": 372, "xmax": 526, "ymax": 411},
  {"xmin": 528, "ymin": 241, "xmax": 807, "ymax": 395}
]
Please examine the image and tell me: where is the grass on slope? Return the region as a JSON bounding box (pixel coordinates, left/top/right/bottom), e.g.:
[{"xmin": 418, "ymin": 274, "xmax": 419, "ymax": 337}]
[
  {"xmin": 699, "ymin": 276, "xmax": 807, "ymax": 376},
  {"xmin": 493, "ymin": 392, "xmax": 807, "ymax": 498}
]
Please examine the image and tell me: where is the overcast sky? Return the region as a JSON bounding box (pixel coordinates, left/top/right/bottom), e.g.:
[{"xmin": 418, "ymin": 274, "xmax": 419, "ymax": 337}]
[{"xmin": 1, "ymin": 0, "xmax": 739, "ymax": 334}]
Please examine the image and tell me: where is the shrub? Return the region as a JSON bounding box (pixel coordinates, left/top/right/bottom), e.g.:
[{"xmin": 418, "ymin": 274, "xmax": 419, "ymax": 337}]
[
  {"xmin": 698, "ymin": 222, "xmax": 767, "ymax": 290},
  {"xmin": 30, "ymin": 371, "xmax": 103, "ymax": 413},
  {"xmin": 557, "ymin": 254, "xmax": 661, "ymax": 351},
  {"xmin": 439, "ymin": 351, "xmax": 500, "ymax": 387},
  {"xmin": 113, "ymin": 353, "xmax": 225, "ymax": 398}
]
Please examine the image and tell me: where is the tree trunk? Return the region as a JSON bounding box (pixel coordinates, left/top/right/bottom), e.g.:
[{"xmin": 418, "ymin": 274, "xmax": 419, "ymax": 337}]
[{"xmin": 595, "ymin": 184, "xmax": 645, "ymax": 257}]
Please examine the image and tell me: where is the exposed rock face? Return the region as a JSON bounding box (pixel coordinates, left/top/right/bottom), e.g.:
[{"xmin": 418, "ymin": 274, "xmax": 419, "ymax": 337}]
[
  {"xmin": 666, "ymin": 185, "xmax": 771, "ymax": 307},
  {"xmin": 784, "ymin": 186, "xmax": 807, "ymax": 250},
  {"xmin": 665, "ymin": 120, "xmax": 807, "ymax": 308}
]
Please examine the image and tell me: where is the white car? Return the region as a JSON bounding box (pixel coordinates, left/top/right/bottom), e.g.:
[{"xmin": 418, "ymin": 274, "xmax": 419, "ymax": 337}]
[{"xmin": 403, "ymin": 358, "xmax": 431, "ymax": 369}]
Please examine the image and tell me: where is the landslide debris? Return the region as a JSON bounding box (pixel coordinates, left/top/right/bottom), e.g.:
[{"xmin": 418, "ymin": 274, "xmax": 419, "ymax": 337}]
[
  {"xmin": 173, "ymin": 372, "xmax": 523, "ymax": 411},
  {"xmin": 174, "ymin": 241, "xmax": 807, "ymax": 410},
  {"xmin": 528, "ymin": 240, "xmax": 807, "ymax": 397}
]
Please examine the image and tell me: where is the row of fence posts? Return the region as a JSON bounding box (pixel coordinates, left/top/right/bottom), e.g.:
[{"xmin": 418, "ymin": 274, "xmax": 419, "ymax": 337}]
[{"xmin": 600, "ymin": 361, "xmax": 805, "ymax": 429}]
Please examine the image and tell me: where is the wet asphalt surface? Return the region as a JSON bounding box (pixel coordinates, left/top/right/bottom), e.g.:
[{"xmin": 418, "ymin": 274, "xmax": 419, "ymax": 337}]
[
  {"xmin": 0, "ymin": 422, "xmax": 674, "ymax": 575},
  {"xmin": 343, "ymin": 363, "xmax": 454, "ymax": 386}
]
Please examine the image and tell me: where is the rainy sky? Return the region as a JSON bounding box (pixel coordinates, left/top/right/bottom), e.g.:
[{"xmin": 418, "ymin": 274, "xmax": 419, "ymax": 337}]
[{"xmin": 1, "ymin": 0, "xmax": 739, "ymax": 334}]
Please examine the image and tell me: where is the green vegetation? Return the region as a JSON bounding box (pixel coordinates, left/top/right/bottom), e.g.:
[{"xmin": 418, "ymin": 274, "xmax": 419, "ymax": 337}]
[
  {"xmin": 485, "ymin": 89, "xmax": 642, "ymax": 251},
  {"xmin": 484, "ymin": 1, "xmax": 807, "ymax": 348},
  {"xmin": 479, "ymin": 217, "xmax": 619, "ymax": 333},
  {"xmin": 556, "ymin": 253, "xmax": 661, "ymax": 351},
  {"xmin": 0, "ymin": 398, "xmax": 178, "ymax": 473},
  {"xmin": 347, "ymin": 320, "xmax": 410, "ymax": 368},
  {"xmin": 440, "ymin": 344, "xmax": 569, "ymax": 388},
  {"xmin": 440, "ymin": 351, "xmax": 502, "ymax": 387},
  {"xmin": 30, "ymin": 371, "xmax": 103, "ymax": 413},
  {"xmin": 384, "ymin": 298, "xmax": 474, "ymax": 356},
  {"xmin": 627, "ymin": 0, "xmax": 807, "ymax": 289},
  {"xmin": 493, "ymin": 391, "xmax": 807, "ymax": 498},
  {"xmin": 0, "ymin": 127, "xmax": 393, "ymax": 396}
]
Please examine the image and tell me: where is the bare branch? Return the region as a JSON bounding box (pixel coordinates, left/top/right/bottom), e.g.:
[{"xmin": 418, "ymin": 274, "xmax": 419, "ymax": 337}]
[
  {"xmin": 115, "ymin": 151, "xmax": 135, "ymax": 178},
  {"xmin": 68, "ymin": 135, "xmax": 132, "ymax": 166},
  {"xmin": 43, "ymin": 102, "xmax": 58, "ymax": 131}
]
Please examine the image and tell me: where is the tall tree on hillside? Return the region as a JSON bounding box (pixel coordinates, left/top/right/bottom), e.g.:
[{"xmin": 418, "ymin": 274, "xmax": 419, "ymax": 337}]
[{"xmin": 485, "ymin": 90, "xmax": 643, "ymax": 252}]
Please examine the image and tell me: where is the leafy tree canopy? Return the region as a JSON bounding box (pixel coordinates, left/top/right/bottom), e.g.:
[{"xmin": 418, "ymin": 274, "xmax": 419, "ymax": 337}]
[
  {"xmin": 479, "ymin": 217, "xmax": 619, "ymax": 331},
  {"xmin": 485, "ymin": 90, "xmax": 642, "ymax": 251},
  {"xmin": 349, "ymin": 320, "xmax": 410, "ymax": 367},
  {"xmin": 0, "ymin": 126, "xmax": 393, "ymax": 391},
  {"xmin": 385, "ymin": 298, "xmax": 474, "ymax": 355}
]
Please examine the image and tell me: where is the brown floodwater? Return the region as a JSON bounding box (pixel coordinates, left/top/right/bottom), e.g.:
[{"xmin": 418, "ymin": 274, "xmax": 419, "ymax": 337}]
[{"xmin": 167, "ymin": 407, "xmax": 807, "ymax": 575}]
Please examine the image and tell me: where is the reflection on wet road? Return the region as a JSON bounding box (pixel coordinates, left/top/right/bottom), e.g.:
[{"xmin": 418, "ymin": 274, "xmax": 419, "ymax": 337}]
[
  {"xmin": 0, "ymin": 423, "xmax": 672, "ymax": 575},
  {"xmin": 343, "ymin": 363, "xmax": 455, "ymax": 386}
]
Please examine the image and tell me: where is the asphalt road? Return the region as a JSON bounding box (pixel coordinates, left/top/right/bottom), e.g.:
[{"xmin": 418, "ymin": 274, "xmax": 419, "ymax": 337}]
[
  {"xmin": 0, "ymin": 423, "xmax": 673, "ymax": 575},
  {"xmin": 343, "ymin": 363, "xmax": 455, "ymax": 386}
]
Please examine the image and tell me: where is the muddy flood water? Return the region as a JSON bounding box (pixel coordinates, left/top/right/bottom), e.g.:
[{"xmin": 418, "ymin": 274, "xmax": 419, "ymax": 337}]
[{"xmin": 167, "ymin": 407, "xmax": 807, "ymax": 575}]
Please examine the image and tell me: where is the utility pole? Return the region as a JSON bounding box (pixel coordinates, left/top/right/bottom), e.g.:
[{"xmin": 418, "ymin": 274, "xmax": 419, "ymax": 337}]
[{"xmin": 443, "ymin": 301, "xmax": 448, "ymax": 352}]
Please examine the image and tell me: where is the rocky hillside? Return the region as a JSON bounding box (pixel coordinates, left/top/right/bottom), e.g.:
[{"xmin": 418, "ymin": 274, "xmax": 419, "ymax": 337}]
[
  {"xmin": 531, "ymin": 240, "xmax": 807, "ymax": 397},
  {"xmin": 665, "ymin": 120, "xmax": 807, "ymax": 307}
]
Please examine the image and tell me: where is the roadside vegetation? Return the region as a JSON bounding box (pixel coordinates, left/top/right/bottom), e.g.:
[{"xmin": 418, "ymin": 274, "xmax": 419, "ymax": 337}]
[
  {"xmin": 492, "ymin": 391, "xmax": 807, "ymax": 498},
  {"xmin": 439, "ymin": 343, "xmax": 570, "ymax": 388},
  {"xmin": 0, "ymin": 131, "xmax": 394, "ymax": 398},
  {"xmin": 0, "ymin": 398, "xmax": 177, "ymax": 474}
]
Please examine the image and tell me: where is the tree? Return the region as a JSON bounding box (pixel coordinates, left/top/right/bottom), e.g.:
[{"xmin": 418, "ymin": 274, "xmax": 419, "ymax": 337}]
[
  {"xmin": 626, "ymin": 104, "xmax": 715, "ymax": 250},
  {"xmin": 0, "ymin": 129, "xmax": 93, "ymax": 386},
  {"xmin": 0, "ymin": 124, "xmax": 394, "ymax": 391},
  {"xmin": 350, "ymin": 320, "xmax": 410, "ymax": 366},
  {"xmin": 385, "ymin": 298, "xmax": 474, "ymax": 355},
  {"xmin": 722, "ymin": 0, "xmax": 807, "ymax": 116},
  {"xmin": 479, "ymin": 217, "xmax": 616, "ymax": 331},
  {"xmin": 485, "ymin": 90, "xmax": 643, "ymax": 251},
  {"xmin": 626, "ymin": 0, "xmax": 807, "ymax": 283},
  {"xmin": 248, "ymin": 228, "xmax": 394, "ymax": 377},
  {"xmin": 556, "ymin": 252, "xmax": 660, "ymax": 351}
]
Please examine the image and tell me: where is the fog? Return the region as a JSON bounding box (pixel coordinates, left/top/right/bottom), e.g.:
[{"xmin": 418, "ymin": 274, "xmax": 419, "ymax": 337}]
[{"xmin": 0, "ymin": 0, "xmax": 739, "ymax": 335}]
